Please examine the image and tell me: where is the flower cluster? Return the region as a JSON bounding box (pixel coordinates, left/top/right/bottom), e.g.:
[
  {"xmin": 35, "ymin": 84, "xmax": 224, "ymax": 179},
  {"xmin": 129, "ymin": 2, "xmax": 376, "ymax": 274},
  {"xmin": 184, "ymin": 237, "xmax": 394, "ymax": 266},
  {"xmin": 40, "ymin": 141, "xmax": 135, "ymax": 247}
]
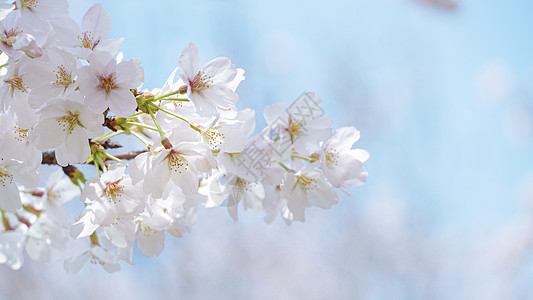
[{"xmin": 0, "ymin": 1, "xmax": 368, "ymax": 273}]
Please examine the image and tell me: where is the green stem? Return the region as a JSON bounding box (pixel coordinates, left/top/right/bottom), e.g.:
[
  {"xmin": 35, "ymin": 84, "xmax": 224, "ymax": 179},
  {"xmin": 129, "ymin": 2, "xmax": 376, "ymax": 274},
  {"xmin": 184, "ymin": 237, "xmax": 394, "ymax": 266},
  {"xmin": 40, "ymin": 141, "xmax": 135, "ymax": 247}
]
[
  {"xmin": 105, "ymin": 152, "xmax": 122, "ymax": 162},
  {"xmin": 158, "ymin": 98, "xmax": 189, "ymax": 102},
  {"xmin": 153, "ymin": 90, "xmax": 183, "ymax": 101},
  {"xmin": 0, "ymin": 207, "xmax": 12, "ymax": 231},
  {"xmin": 0, "ymin": 62, "xmax": 8, "ymax": 69},
  {"xmin": 128, "ymin": 111, "xmax": 143, "ymax": 118},
  {"xmin": 127, "ymin": 121, "xmax": 158, "ymax": 131},
  {"xmin": 94, "ymin": 160, "xmax": 101, "ymax": 177},
  {"xmin": 150, "ymin": 103, "xmax": 202, "ymax": 133},
  {"xmin": 130, "ymin": 131, "xmax": 151, "ymax": 148},
  {"xmin": 278, "ymin": 162, "xmax": 291, "ymax": 172},
  {"xmin": 147, "ymin": 105, "xmax": 166, "ymax": 140},
  {"xmin": 291, "ymin": 155, "xmax": 314, "ymax": 162},
  {"xmin": 90, "ymin": 232, "xmax": 99, "ymax": 247},
  {"xmin": 22, "ymin": 205, "xmax": 42, "ymax": 217},
  {"xmin": 92, "ymin": 130, "xmax": 123, "ymax": 143}
]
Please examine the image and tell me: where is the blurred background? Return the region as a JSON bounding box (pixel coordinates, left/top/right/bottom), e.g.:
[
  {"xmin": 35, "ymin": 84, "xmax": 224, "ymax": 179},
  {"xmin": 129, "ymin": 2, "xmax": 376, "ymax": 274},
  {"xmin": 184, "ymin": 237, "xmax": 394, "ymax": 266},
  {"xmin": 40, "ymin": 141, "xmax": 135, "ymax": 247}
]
[{"xmin": 2, "ymin": 0, "xmax": 533, "ymax": 299}]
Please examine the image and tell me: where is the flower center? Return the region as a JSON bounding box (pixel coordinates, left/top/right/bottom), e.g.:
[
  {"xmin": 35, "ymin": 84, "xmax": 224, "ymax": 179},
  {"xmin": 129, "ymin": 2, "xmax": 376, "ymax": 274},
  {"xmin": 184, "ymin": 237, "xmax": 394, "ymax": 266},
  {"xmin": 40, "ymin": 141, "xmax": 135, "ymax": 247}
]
[
  {"xmin": 203, "ymin": 128, "xmax": 225, "ymax": 150},
  {"xmin": 97, "ymin": 73, "xmax": 116, "ymax": 94},
  {"xmin": 3, "ymin": 27, "xmax": 21, "ymax": 46},
  {"xmin": 103, "ymin": 179, "xmax": 124, "ymax": 203},
  {"xmin": 297, "ymin": 175, "xmax": 317, "ymax": 192},
  {"xmin": 288, "ymin": 117, "xmax": 304, "ymax": 138},
  {"xmin": 19, "ymin": 0, "xmax": 38, "ymax": 9},
  {"xmin": 53, "ymin": 64, "xmax": 73, "ymax": 88},
  {"xmin": 190, "ymin": 71, "xmax": 213, "ymax": 91},
  {"xmin": 57, "ymin": 111, "xmax": 80, "ymax": 134},
  {"xmin": 78, "ymin": 31, "xmax": 99, "ymax": 50},
  {"xmin": 12, "ymin": 125, "xmax": 29, "ymax": 142},
  {"xmin": 0, "ymin": 169, "xmax": 14, "ymax": 187},
  {"xmin": 325, "ymin": 149, "xmax": 339, "ymax": 166},
  {"xmin": 5, "ymin": 75, "xmax": 28, "ymax": 93},
  {"xmin": 167, "ymin": 150, "xmax": 188, "ymax": 173}
]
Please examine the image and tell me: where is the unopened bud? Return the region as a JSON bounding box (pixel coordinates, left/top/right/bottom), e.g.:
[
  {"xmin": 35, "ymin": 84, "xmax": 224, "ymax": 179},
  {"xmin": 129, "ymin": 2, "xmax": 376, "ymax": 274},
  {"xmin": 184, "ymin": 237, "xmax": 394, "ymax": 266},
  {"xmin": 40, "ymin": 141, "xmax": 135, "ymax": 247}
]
[
  {"xmin": 178, "ymin": 85, "xmax": 188, "ymax": 94},
  {"xmin": 161, "ymin": 137, "xmax": 173, "ymax": 149},
  {"xmin": 31, "ymin": 189, "xmax": 45, "ymax": 197}
]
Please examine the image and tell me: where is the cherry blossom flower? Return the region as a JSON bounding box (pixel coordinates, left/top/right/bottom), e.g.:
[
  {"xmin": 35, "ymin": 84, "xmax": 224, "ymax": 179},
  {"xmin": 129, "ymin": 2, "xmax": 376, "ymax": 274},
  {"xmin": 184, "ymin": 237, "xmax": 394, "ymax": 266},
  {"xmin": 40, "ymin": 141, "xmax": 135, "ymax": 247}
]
[
  {"xmin": 14, "ymin": 0, "xmax": 68, "ymax": 28},
  {"xmin": 24, "ymin": 47, "xmax": 79, "ymax": 108},
  {"xmin": 0, "ymin": 227, "xmax": 27, "ymax": 270},
  {"xmin": 144, "ymin": 141, "xmax": 215, "ymax": 198},
  {"xmin": 0, "ymin": 114, "xmax": 41, "ymax": 171},
  {"xmin": 319, "ymin": 126, "xmax": 369, "ymax": 188},
  {"xmin": 52, "ymin": 3, "xmax": 123, "ymax": 59},
  {"xmin": 178, "ymin": 42, "xmax": 244, "ymax": 117},
  {"xmin": 64, "ymin": 244, "xmax": 122, "ymax": 274},
  {"xmin": 280, "ymin": 164, "xmax": 338, "ymax": 222},
  {"xmin": 263, "ymin": 101, "xmax": 332, "ymax": 157},
  {"xmin": 78, "ymin": 52, "xmax": 144, "ymax": 117},
  {"xmin": 32, "ymin": 95, "xmax": 104, "ymax": 166},
  {"xmin": 72, "ymin": 163, "xmax": 145, "ymax": 248},
  {"xmin": 0, "ymin": 159, "xmax": 38, "ymax": 213}
]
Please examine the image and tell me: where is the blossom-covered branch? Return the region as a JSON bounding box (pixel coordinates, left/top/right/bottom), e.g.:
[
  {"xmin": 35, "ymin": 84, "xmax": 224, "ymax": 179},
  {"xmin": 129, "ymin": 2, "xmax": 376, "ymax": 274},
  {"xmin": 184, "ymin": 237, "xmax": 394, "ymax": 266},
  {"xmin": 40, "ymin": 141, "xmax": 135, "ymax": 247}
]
[{"xmin": 0, "ymin": 0, "xmax": 368, "ymax": 273}]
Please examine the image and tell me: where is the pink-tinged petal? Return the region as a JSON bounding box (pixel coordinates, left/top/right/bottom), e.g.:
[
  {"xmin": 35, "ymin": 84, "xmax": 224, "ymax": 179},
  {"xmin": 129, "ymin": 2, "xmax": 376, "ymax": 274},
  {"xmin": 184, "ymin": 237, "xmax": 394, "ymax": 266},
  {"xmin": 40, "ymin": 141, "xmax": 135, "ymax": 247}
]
[
  {"xmin": 129, "ymin": 152, "xmax": 150, "ymax": 185},
  {"xmin": 0, "ymin": 180, "xmax": 21, "ymax": 213},
  {"xmin": 85, "ymin": 89, "xmax": 108, "ymax": 114},
  {"xmin": 286, "ymin": 187, "xmax": 306, "ymax": 222},
  {"xmin": 330, "ymin": 127, "xmax": 361, "ymax": 153},
  {"xmin": 25, "ymin": 238, "xmax": 50, "ymax": 263},
  {"xmin": 64, "ymin": 251, "xmax": 90, "ymax": 274},
  {"xmin": 32, "ymin": 0, "xmax": 68, "ymax": 18},
  {"xmin": 50, "ymin": 16, "xmax": 80, "ymax": 48},
  {"xmin": 87, "ymin": 52, "xmax": 116, "ymax": 74},
  {"xmin": 202, "ymin": 85, "xmax": 239, "ymax": 106},
  {"xmin": 137, "ymin": 227, "xmax": 165, "ymax": 257},
  {"xmin": 11, "ymin": 168, "xmax": 39, "ymax": 187},
  {"xmin": 349, "ymin": 148, "xmax": 370, "ymax": 163},
  {"xmin": 115, "ymin": 58, "xmax": 144, "ymax": 87},
  {"xmin": 54, "ymin": 144, "xmax": 69, "ymax": 167},
  {"xmin": 102, "ymin": 262, "xmax": 121, "ymax": 273},
  {"xmin": 218, "ymin": 126, "xmax": 248, "ymax": 153},
  {"xmin": 95, "ymin": 38, "xmax": 123, "ymax": 57},
  {"xmin": 189, "ymin": 92, "xmax": 220, "ymax": 117},
  {"xmin": 202, "ymin": 57, "xmax": 236, "ymax": 83},
  {"xmin": 263, "ymin": 102, "xmax": 289, "ymax": 126},
  {"xmin": 345, "ymin": 165, "xmax": 368, "ymax": 187},
  {"xmin": 178, "ymin": 42, "xmax": 200, "ymax": 80},
  {"xmin": 228, "ymin": 68, "xmax": 245, "ymax": 92},
  {"xmin": 62, "ymin": 126, "xmax": 90, "ymax": 165},
  {"xmin": 79, "ymin": 113, "xmax": 104, "ymax": 138},
  {"xmin": 108, "ymin": 88, "xmax": 137, "ymax": 117},
  {"xmin": 33, "ymin": 118, "xmax": 67, "ymax": 150},
  {"xmin": 77, "ymin": 65, "xmax": 98, "ymax": 92},
  {"xmin": 82, "ymin": 4, "xmax": 112, "ymax": 38},
  {"xmin": 308, "ymin": 180, "xmax": 338, "ymax": 209}
]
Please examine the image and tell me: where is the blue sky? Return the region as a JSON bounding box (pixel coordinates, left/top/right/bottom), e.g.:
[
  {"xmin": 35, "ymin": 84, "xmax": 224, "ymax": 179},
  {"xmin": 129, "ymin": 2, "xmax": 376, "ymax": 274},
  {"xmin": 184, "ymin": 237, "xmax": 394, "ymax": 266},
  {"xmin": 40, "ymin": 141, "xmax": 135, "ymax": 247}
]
[{"xmin": 3, "ymin": 0, "xmax": 533, "ymax": 298}]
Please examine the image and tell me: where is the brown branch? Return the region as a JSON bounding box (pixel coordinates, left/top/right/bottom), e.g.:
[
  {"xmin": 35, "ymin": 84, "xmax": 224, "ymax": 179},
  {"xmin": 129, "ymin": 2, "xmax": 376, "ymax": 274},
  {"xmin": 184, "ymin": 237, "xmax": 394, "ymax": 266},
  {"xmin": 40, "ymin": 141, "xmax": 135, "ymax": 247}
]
[
  {"xmin": 113, "ymin": 150, "xmax": 148, "ymax": 160},
  {"xmin": 41, "ymin": 149, "xmax": 148, "ymax": 166}
]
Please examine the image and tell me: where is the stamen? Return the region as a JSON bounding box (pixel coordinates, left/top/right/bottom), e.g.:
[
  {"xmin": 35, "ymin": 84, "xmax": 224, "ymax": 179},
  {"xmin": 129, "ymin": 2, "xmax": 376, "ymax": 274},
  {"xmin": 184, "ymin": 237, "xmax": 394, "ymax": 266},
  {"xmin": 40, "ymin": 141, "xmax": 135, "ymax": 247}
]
[
  {"xmin": 97, "ymin": 73, "xmax": 117, "ymax": 94},
  {"xmin": 53, "ymin": 64, "xmax": 73, "ymax": 88},
  {"xmin": 297, "ymin": 175, "xmax": 318, "ymax": 192},
  {"xmin": 0, "ymin": 170, "xmax": 14, "ymax": 187},
  {"xmin": 167, "ymin": 149, "xmax": 189, "ymax": 173},
  {"xmin": 56, "ymin": 111, "xmax": 80, "ymax": 134},
  {"xmin": 102, "ymin": 179, "xmax": 124, "ymax": 204},
  {"xmin": 12, "ymin": 125, "xmax": 29, "ymax": 142},
  {"xmin": 77, "ymin": 31, "xmax": 99, "ymax": 50},
  {"xmin": 5, "ymin": 75, "xmax": 28, "ymax": 93},
  {"xmin": 190, "ymin": 71, "xmax": 213, "ymax": 91}
]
